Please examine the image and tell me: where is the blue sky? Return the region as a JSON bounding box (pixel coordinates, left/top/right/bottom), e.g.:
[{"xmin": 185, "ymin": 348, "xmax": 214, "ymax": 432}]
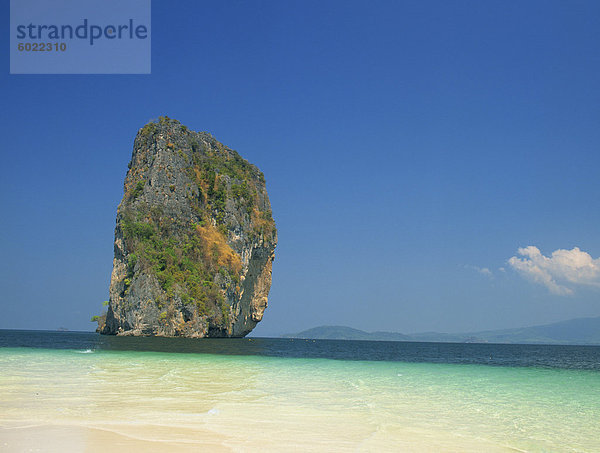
[{"xmin": 1, "ymin": 0, "xmax": 599, "ymax": 335}]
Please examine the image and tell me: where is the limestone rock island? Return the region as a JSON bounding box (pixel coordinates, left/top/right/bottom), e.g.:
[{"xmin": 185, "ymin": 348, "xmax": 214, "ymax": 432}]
[{"xmin": 99, "ymin": 117, "xmax": 277, "ymax": 337}]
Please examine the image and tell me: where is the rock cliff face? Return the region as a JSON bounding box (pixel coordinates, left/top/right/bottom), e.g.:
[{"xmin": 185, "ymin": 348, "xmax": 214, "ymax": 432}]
[{"xmin": 100, "ymin": 117, "xmax": 276, "ymax": 337}]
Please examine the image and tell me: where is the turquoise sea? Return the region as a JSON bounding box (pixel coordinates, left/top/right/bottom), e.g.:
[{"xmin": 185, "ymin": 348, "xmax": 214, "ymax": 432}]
[{"xmin": 1, "ymin": 330, "xmax": 599, "ymax": 452}]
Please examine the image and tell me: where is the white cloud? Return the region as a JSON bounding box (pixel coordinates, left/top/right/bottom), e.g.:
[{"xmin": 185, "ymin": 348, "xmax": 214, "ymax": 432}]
[
  {"xmin": 478, "ymin": 267, "xmax": 492, "ymax": 276},
  {"xmin": 466, "ymin": 265, "xmax": 493, "ymax": 277},
  {"xmin": 508, "ymin": 246, "xmax": 600, "ymax": 295}
]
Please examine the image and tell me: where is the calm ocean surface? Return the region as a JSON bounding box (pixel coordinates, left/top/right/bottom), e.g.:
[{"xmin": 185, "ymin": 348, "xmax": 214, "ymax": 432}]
[{"xmin": 1, "ymin": 330, "xmax": 599, "ymax": 452}]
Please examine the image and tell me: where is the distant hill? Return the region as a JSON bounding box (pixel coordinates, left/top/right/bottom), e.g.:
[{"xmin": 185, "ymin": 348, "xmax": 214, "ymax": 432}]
[
  {"xmin": 469, "ymin": 316, "xmax": 600, "ymax": 345},
  {"xmin": 283, "ymin": 316, "xmax": 600, "ymax": 345},
  {"xmin": 281, "ymin": 326, "xmax": 411, "ymax": 341}
]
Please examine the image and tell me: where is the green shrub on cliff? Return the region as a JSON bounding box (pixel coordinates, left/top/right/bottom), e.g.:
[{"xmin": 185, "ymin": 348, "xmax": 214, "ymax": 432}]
[
  {"xmin": 120, "ymin": 211, "xmax": 232, "ymax": 322},
  {"xmin": 130, "ymin": 180, "xmax": 145, "ymax": 199}
]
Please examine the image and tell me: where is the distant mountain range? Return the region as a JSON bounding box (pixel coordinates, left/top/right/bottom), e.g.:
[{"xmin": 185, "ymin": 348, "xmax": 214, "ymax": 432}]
[{"xmin": 282, "ymin": 316, "xmax": 600, "ymax": 345}]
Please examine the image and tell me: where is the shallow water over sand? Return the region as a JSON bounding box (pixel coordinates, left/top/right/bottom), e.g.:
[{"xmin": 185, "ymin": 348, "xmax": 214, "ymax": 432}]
[{"xmin": 1, "ymin": 342, "xmax": 599, "ymax": 452}]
